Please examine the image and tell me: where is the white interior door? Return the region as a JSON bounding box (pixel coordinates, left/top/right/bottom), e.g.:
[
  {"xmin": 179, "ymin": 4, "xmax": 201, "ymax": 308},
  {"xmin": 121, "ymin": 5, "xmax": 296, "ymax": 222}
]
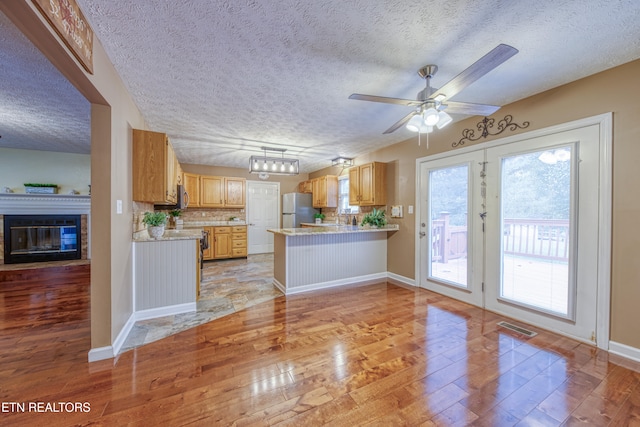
[
  {"xmin": 417, "ymin": 116, "xmax": 611, "ymax": 347},
  {"xmin": 246, "ymin": 181, "xmax": 279, "ymax": 254}
]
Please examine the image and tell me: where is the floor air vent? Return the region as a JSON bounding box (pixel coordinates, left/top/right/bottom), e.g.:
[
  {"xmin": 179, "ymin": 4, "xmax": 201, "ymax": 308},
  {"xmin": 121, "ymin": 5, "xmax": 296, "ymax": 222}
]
[{"xmin": 497, "ymin": 321, "xmax": 537, "ymax": 337}]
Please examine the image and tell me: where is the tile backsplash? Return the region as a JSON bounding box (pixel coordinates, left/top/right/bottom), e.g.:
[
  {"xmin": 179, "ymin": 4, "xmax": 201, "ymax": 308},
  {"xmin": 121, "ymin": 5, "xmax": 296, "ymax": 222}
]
[{"xmin": 133, "ymin": 203, "xmax": 246, "ymax": 232}]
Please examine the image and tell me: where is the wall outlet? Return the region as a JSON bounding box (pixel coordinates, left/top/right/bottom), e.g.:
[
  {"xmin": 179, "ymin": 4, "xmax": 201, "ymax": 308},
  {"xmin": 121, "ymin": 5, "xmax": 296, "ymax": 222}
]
[
  {"xmin": 408, "ymin": 205, "xmax": 414, "ymax": 214},
  {"xmin": 116, "ymin": 199, "xmax": 123, "ymax": 214}
]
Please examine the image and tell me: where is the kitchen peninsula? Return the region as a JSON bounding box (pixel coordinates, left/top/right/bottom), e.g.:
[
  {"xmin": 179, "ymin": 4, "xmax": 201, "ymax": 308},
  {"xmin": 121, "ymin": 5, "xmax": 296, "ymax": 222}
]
[
  {"xmin": 268, "ymin": 225, "xmax": 399, "ymax": 294},
  {"xmin": 132, "ymin": 228, "xmax": 202, "ymax": 319}
]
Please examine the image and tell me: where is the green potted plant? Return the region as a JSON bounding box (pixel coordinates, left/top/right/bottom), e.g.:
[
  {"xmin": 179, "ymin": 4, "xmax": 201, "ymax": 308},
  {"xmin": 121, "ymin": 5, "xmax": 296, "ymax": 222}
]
[
  {"xmin": 361, "ymin": 208, "xmax": 387, "ymax": 228},
  {"xmin": 24, "ymin": 183, "xmax": 58, "ymax": 194},
  {"xmin": 169, "ymin": 209, "xmax": 183, "ymax": 229},
  {"xmin": 314, "ymin": 212, "xmax": 325, "ymax": 224},
  {"xmin": 142, "ymin": 211, "xmax": 168, "ymax": 238}
]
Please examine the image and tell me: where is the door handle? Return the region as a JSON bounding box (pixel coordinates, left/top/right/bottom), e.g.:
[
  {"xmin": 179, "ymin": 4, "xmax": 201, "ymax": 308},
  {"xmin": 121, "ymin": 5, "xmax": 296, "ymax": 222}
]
[{"xmin": 419, "ymin": 232, "xmax": 426, "ymax": 238}]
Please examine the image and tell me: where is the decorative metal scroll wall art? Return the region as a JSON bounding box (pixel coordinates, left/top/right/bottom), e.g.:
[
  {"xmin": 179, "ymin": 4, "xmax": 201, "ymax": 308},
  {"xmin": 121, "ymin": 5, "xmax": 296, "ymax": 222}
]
[{"xmin": 453, "ymin": 115, "xmax": 530, "ymax": 148}]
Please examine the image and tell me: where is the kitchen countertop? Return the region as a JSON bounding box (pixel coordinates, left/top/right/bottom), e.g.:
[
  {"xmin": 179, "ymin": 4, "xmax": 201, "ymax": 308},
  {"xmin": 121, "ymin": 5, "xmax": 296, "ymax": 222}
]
[
  {"xmin": 133, "ymin": 228, "xmax": 204, "ymax": 242},
  {"xmin": 300, "ymin": 222, "xmax": 348, "ymax": 227},
  {"xmin": 183, "ymin": 220, "xmax": 246, "ymax": 226},
  {"xmin": 268, "ymin": 224, "xmax": 399, "ymax": 236}
]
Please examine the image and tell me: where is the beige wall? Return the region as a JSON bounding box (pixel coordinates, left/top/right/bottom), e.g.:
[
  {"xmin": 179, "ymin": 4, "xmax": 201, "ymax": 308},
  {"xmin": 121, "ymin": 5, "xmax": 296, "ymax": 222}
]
[
  {"xmin": 0, "ymin": 148, "xmax": 91, "ymax": 194},
  {"xmin": 2, "ymin": 2, "xmax": 147, "ymax": 351},
  {"xmin": 310, "ymin": 59, "xmax": 640, "ymax": 349}
]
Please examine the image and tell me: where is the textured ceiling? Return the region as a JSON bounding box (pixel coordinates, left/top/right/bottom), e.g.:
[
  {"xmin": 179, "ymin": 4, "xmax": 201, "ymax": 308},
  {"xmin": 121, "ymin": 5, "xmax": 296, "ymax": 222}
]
[
  {"xmin": 2, "ymin": 1, "xmax": 640, "ymax": 172},
  {"xmin": 0, "ymin": 12, "xmax": 90, "ymax": 154}
]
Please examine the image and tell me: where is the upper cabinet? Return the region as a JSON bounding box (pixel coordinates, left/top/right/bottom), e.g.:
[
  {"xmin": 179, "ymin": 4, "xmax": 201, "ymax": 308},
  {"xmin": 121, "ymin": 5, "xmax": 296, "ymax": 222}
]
[
  {"xmin": 200, "ymin": 176, "xmax": 246, "ymax": 208},
  {"xmin": 200, "ymin": 176, "xmax": 225, "ymax": 207},
  {"xmin": 311, "ymin": 175, "xmax": 338, "ymax": 208},
  {"xmin": 132, "ymin": 129, "xmax": 179, "ymax": 204},
  {"xmin": 224, "ymin": 177, "xmax": 246, "ymax": 208},
  {"xmin": 182, "ymin": 172, "xmax": 201, "ymax": 208},
  {"xmin": 349, "ymin": 162, "xmax": 387, "ymax": 206},
  {"xmin": 298, "ymin": 180, "xmax": 312, "ymax": 194}
]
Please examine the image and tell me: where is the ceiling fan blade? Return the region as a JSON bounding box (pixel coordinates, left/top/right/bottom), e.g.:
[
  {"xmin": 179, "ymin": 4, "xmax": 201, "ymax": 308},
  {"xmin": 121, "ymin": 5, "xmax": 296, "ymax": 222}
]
[
  {"xmin": 430, "ymin": 44, "xmax": 518, "ymax": 101},
  {"xmin": 383, "ymin": 111, "xmax": 417, "ymax": 134},
  {"xmin": 444, "ymin": 101, "xmax": 501, "ymax": 116},
  {"xmin": 349, "ymin": 93, "xmax": 423, "ymax": 107}
]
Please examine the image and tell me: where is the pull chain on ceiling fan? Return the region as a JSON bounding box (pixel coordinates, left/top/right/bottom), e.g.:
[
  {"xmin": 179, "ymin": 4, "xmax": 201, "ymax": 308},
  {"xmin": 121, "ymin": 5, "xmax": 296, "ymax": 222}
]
[{"xmin": 349, "ymin": 44, "xmax": 518, "ymax": 135}]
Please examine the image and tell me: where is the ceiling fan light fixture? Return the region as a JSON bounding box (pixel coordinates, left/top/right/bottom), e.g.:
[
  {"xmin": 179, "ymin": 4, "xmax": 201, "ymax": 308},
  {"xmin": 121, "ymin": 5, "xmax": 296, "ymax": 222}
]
[
  {"xmin": 406, "ymin": 114, "xmax": 423, "ymax": 132},
  {"xmin": 436, "ymin": 111, "xmax": 453, "ymax": 129},
  {"xmin": 423, "ymin": 107, "xmax": 440, "ymax": 126},
  {"xmin": 418, "ymin": 124, "xmax": 433, "ymax": 134}
]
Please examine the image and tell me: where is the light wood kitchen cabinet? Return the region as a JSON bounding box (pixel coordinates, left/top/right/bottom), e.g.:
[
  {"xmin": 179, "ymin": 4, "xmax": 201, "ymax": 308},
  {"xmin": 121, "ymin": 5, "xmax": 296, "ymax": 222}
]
[
  {"xmin": 349, "ymin": 162, "xmax": 387, "ymax": 206},
  {"xmin": 231, "ymin": 225, "xmax": 247, "ymax": 257},
  {"xmin": 224, "ymin": 178, "xmax": 246, "ymax": 208},
  {"xmin": 203, "ymin": 225, "xmax": 246, "ymax": 260},
  {"xmin": 298, "ymin": 180, "xmax": 312, "ymax": 193},
  {"xmin": 176, "ymin": 162, "xmax": 183, "ymax": 185},
  {"xmin": 200, "ymin": 176, "xmax": 246, "ymax": 208},
  {"xmin": 202, "ymin": 226, "xmax": 214, "ymax": 260},
  {"xmin": 200, "ymin": 176, "xmax": 225, "ymax": 207},
  {"xmin": 182, "ymin": 172, "xmax": 201, "ymax": 207},
  {"xmin": 132, "ymin": 129, "xmax": 179, "ymax": 204},
  {"xmin": 311, "ymin": 175, "xmax": 338, "ymax": 208},
  {"xmin": 213, "ymin": 226, "xmax": 232, "ymax": 259}
]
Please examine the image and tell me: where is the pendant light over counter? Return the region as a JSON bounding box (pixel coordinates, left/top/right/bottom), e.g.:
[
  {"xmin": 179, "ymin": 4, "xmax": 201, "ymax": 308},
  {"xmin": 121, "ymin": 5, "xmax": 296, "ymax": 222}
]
[{"xmin": 249, "ymin": 146, "xmax": 299, "ymax": 176}]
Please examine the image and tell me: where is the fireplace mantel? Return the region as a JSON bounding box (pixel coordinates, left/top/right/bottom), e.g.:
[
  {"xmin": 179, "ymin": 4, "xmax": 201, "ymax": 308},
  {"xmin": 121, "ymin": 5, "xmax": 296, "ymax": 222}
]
[{"xmin": 0, "ymin": 194, "xmax": 90, "ymax": 215}]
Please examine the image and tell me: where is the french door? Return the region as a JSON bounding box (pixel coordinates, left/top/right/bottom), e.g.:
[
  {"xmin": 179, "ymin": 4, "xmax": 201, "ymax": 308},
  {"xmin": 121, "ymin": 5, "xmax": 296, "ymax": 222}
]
[
  {"xmin": 418, "ymin": 119, "xmax": 610, "ymax": 345},
  {"xmin": 418, "ymin": 150, "xmax": 484, "ymax": 307}
]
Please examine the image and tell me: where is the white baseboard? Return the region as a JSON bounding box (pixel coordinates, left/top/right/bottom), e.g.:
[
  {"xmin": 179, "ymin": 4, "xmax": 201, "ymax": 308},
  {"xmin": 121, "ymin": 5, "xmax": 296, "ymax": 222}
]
[
  {"xmin": 88, "ymin": 312, "xmax": 136, "ymax": 362},
  {"xmin": 387, "ymin": 272, "xmax": 416, "ymax": 287},
  {"xmin": 609, "ymin": 341, "xmax": 640, "ymax": 363},
  {"xmin": 112, "ymin": 312, "xmax": 136, "ymax": 356},
  {"xmin": 284, "ymin": 273, "xmax": 387, "ymax": 295},
  {"xmin": 275, "ymin": 272, "xmax": 415, "ymax": 295},
  {"xmin": 134, "ymin": 302, "xmax": 196, "ymax": 321},
  {"xmin": 88, "ymin": 303, "xmax": 196, "ymax": 362},
  {"xmin": 272, "ymin": 279, "xmax": 286, "ymax": 294},
  {"xmin": 88, "ymin": 345, "xmax": 114, "ymax": 362}
]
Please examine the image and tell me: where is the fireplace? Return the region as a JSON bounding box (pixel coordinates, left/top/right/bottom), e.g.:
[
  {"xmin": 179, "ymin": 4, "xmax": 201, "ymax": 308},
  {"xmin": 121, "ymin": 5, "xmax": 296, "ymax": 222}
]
[{"xmin": 3, "ymin": 215, "xmax": 82, "ymax": 264}]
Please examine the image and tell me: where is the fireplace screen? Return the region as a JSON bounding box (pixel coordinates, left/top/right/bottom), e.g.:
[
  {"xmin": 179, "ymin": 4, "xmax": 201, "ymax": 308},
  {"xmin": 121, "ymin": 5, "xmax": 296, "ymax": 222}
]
[
  {"xmin": 10, "ymin": 225, "xmax": 77, "ymax": 254},
  {"xmin": 3, "ymin": 215, "xmax": 81, "ymax": 264}
]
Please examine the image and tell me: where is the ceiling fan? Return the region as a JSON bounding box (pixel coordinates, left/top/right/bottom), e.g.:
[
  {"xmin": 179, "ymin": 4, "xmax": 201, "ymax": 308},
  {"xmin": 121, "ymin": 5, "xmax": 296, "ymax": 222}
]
[{"xmin": 349, "ymin": 44, "xmax": 518, "ymax": 134}]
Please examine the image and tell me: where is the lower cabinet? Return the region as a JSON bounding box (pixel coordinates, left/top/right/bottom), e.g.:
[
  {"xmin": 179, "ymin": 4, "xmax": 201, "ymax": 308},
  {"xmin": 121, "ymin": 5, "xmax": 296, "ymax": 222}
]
[
  {"xmin": 231, "ymin": 226, "xmax": 247, "ymax": 257},
  {"xmin": 213, "ymin": 227, "xmax": 232, "ymax": 259},
  {"xmin": 203, "ymin": 226, "xmax": 214, "ymax": 260},
  {"xmin": 203, "ymin": 225, "xmax": 247, "ymax": 260}
]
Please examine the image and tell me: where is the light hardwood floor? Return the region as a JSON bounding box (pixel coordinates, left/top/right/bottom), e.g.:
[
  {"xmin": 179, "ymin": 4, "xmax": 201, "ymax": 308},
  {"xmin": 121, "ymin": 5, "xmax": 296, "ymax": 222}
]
[{"xmin": 1, "ymin": 263, "xmax": 639, "ymax": 426}]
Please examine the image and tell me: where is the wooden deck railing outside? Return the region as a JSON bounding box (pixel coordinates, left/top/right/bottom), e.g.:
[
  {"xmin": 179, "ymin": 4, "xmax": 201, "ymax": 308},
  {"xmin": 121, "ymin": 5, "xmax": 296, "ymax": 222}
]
[{"xmin": 432, "ymin": 214, "xmax": 570, "ymax": 263}]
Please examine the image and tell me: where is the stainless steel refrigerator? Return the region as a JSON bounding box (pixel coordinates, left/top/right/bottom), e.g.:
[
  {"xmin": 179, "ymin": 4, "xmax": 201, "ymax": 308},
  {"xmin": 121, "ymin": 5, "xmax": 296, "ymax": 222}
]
[{"xmin": 282, "ymin": 193, "xmax": 316, "ymax": 228}]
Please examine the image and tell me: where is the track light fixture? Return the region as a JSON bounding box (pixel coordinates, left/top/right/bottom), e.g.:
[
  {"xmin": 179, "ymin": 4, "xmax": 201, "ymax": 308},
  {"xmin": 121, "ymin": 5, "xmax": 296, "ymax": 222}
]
[{"xmin": 249, "ymin": 147, "xmax": 299, "ymax": 176}]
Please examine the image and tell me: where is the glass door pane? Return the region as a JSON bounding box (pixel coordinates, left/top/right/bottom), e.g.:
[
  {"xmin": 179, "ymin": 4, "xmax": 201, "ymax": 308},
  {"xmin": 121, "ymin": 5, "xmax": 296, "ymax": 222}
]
[
  {"xmin": 429, "ymin": 164, "xmax": 470, "ymax": 288},
  {"xmin": 499, "ymin": 146, "xmax": 573, "ymax": 317}
]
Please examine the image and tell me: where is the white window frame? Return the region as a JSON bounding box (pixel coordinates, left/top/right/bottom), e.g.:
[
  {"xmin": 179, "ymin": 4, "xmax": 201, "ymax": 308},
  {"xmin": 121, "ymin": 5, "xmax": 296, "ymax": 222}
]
[{"xmin": 338, "ymin": 175, "xmax": 359, "ymax": 214}]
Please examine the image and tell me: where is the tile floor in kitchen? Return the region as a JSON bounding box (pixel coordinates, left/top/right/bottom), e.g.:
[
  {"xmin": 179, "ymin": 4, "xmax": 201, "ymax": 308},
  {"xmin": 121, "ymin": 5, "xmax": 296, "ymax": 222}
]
[{"xmin": 120, "ymin": 253, "xmax": 281, "ymax": 352}]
